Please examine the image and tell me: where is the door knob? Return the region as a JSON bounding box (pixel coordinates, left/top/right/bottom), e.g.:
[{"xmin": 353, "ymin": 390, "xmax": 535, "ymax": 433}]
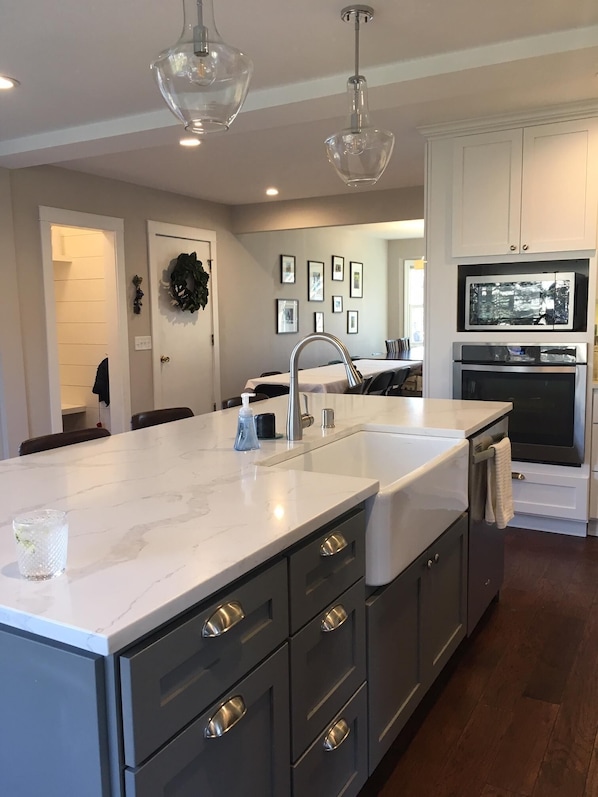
[{"xmin": 160, "ymin": 355, "xmax": 170, "ymax": 364}]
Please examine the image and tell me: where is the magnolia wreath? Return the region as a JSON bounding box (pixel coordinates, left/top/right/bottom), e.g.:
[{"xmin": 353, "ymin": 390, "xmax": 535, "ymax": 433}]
[{"xmin": 169, "ymin": 251, "xmax": 210, "ymax": 313}]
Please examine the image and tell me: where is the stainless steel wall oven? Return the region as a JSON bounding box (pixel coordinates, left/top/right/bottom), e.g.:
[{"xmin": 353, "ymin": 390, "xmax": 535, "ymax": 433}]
[{"xmin": 453, "ymin": 343, "xmax": 587, "ymax": 467}]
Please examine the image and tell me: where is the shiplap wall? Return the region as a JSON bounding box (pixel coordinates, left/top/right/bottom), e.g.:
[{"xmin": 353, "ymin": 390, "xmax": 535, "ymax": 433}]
[{"xmin": 52, "ymin": 227, "xmax": 109, "ymax": 430}]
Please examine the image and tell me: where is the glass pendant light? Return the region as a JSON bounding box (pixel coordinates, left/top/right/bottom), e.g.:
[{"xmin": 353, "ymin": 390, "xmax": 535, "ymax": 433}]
[
  {"xmin": 151, "ymin": 0, "xmax": 253, "ymax": 134},
  {"xmin": 325, "ymin": 5, "xmax": 394, "ymax": 187}
]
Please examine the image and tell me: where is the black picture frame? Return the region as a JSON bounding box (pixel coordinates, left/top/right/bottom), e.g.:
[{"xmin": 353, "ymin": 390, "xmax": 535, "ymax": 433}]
[
  {"xmin": 347, "ymin": 309, "xmax": 358, "ymax": 334},
  {"xmin": 350, "ymin": 261, "xmax": 363, "ymax": 298},
  {"xmin": 276, "ymin": 298, "xmax": 299, "ymax": 333},
  {"xmin": 314, "ymin": 311, "xmax": 324, "ymax": 333},
  {"xmin": 332, "ymin": 295, "xmax": 343, "ymax": 313},
  {"xmin": 308, "ymin": 260, "xmax": 324, "ymax": 301},
  {"xmin": 280, "ymin": 254, "xmax": 296, "ymax": 284},
  {"xmin": 332, "ymin": 255, "xmax": 344, "ymax": 281}
]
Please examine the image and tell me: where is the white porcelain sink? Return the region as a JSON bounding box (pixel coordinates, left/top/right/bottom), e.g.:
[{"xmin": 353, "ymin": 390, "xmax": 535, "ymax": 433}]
[{"xmin": 272, "ymin": 431, "xmax": 469, "ymax": 586}]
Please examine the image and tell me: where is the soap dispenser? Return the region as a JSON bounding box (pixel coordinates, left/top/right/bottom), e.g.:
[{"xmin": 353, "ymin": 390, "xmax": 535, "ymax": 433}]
[{"xmin": 234, "ymin": 393, "xmax": 260, "ymax": 451}]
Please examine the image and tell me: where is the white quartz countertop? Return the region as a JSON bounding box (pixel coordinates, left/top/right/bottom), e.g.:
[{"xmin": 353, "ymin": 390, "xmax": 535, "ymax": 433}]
[{"xmin": 0, "ymin": 394, "xmax": 510, "ymax": 655}]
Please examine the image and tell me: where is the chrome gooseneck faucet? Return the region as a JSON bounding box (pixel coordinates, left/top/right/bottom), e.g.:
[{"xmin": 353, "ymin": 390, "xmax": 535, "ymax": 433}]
[{"xmin": 286, "ymin": 333, "xmax": 364, "ymax": 441}]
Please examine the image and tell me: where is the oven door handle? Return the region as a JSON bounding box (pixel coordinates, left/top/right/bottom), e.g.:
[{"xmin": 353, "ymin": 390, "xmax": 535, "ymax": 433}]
[{"xmin": 458, "ymin": 363, "xmax": 579, "ymax": 374}]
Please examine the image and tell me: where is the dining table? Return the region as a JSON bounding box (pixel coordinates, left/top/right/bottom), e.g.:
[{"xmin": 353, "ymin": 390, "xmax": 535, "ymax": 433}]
[{"xmin": 244, "ymin": 358, "xmax": 420, "ymax": 395}]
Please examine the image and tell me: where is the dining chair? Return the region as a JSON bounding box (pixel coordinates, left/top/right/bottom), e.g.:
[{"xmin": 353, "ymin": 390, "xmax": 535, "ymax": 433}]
[
  {"xmin": 222, "ymin": 393, "xmax": 269, "ymax": 409},
  {"xmin": 253, "ymin": 383, "xmax": 290, "ymax": 398},
  {"xmin": 344, "ymin": 376, "xmax": 372, "ymax": 395},
  {"xmin": 259, "ymin": 370, "xmax": 282, "ymax": 377},
  {"xmin": 385, "ymin": 367, "xmax": 411, "ymax": 397},
  {"xmin": 19, "ymin": 427, "xmax": 111, "ymax": 455},
  {"xmin": 131, "ymin": 407, "xmax": 194, "ymax": 430},
  {"xmin": 364, "ymin": 371, "xmax": 394, "ymax": 396}
]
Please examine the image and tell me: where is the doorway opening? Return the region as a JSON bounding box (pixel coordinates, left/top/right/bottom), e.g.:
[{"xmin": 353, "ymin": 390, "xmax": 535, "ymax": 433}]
[{"xmin": 39, "ymin": 207, "xmax": 130, "ymax": 434}]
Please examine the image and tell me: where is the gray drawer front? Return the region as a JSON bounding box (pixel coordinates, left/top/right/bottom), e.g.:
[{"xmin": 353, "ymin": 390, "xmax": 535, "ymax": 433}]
[
  {"xmin": 290, "ymin": 578, "xmax": 366, "ymax": 760},
  {"xmin": 124, "ymin": 645, "xmax": 290, "ymax": 797},
  {"xmin": 292, "ymin": 683, "xmax": 368, "ymax": 797},
  {"xmin": 289, "ymin": 508, "xmax": 365, "ymax": 633},
  {"xmin": 120, "ymin": 558, "xmax": 288, "ymax": 766}
]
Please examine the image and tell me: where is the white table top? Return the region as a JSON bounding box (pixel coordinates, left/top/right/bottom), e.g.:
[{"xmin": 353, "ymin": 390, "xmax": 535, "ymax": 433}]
[
  {"xmin": 245, "ymin": 359, "xmax": 415, "ymax": 394},
  {"xmin": 0, "ymin": 394, "xmax": 511, "ymax": 654}
]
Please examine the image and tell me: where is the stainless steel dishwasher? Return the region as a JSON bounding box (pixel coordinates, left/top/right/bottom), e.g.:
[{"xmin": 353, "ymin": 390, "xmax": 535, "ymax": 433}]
[{"xmin": 467, "ymin": 414, "xmax": 510, "ymax": 635}]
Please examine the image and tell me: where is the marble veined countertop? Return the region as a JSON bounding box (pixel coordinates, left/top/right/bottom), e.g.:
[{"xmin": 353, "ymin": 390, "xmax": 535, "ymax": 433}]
[{"xmin": 0, "ymin": 394, "xmax": 510, "ymax": 655}]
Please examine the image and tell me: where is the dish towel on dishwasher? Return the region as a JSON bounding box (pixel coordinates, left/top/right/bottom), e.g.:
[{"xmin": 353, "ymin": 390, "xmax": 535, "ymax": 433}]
[{"xmin": 485, "ymin": 437, "xmax": 515, "ymax": 529}]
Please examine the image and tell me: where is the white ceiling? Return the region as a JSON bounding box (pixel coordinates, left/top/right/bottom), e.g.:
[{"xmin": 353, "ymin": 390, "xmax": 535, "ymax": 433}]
[{"xmin": 1, "ymin": 0, "xmax": 598, "ymax": 207}]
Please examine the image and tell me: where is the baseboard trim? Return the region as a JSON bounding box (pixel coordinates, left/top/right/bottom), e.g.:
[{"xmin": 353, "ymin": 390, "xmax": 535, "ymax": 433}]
[{"xmin": 510, "ymin": 513, "xmax": 588, "ymax": 537}]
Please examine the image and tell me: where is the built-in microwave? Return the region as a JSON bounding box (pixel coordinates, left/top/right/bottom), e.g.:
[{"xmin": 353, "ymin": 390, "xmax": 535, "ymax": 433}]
[{"xmin": 464, "ymin": 271, "xmax": 577, "ymax": 331}]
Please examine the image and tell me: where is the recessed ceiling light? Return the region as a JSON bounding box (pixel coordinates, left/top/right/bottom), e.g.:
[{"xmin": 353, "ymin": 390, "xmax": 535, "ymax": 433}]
[
  {"xmin": 0, "ymin": 76, "xmax": 20, "ymax": 90},
  {"xmin": 179, "ymin": 137, "xmax": 201, "ymax": 147},
  {"xmin": 266, "ymin": 187, "xmax": 279, "ymax": 196}
]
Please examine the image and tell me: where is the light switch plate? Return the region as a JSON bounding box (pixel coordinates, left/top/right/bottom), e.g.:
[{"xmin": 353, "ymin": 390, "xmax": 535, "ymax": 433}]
[{"xmin": 134, "ymin": 335, "xmax": 152, "ymax": 351}]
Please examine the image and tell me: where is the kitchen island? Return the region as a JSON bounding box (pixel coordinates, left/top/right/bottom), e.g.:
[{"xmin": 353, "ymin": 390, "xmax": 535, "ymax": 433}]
[{"xmin": 0, "ymin": 394, "xmax": 511, "ymax": 797}]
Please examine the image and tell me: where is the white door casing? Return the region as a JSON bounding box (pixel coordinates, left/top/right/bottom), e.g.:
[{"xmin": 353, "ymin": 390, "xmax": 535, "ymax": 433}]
[
  {"xmin": 39, "ymin": 206, "xmax": 131, "ymax": 434},
  {"xmin": 147, "ymin": 221, "xmax": 221, "ymax": 415}
]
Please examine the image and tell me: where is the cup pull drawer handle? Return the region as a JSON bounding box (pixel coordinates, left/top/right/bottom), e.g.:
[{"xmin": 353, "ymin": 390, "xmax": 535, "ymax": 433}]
[
  {"xmin": 323, "ymin": 718, "xmax": 351, "ymax": 751},
  {"xmin": 511, "ymin": 472, "xmax": 526, "ymax": 481},
  {"xmin": 202, "ymin": 601, "xmax": 245, "ymax": 637},
  {"xmin": 320, "ymin": 532, "xmax": 348, "ymax": 557},
  {"xmin": 204, "ymin": 695, "xmax": 247, "ymax": 738},
  {"xmin": 321, "ymin": 604, "xmax": 348, "ymax": 632}
]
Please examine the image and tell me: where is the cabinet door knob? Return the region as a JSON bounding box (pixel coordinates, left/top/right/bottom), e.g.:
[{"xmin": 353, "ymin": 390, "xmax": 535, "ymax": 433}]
[
  {"xmin": 160, "ymin": 355, "xmax": 170, "ymax": 363},
  {"xmin": 202, "ymin": 601, "xmax": 245, "ymax": 637},
  {"xmin": 509, "ymin": 245, "xmax": 517, "ymax": 251},
  {"xmin": 323, "ymin": 718, "xmax": 351, "ymax": 751},
  {"xmin": 434, "ymin": 553, "xmax": 440, "ymax": 563},
  {"xmin": 427, "ymin": 559, "xmax": 434, "ymax": 569},
  {"xmin": 522, "ymin": 244, "xmax": 529, "ymax": 251},
  {"xmin": 204, "ymin": 695, "xmax": 247, "ymax": 738},
  {"xmin": 320, "ymin": 532, "xmax": 348, "ymax": 557},
  {"xmin": 321, "ymin": 604, "xmax": 348, "ymax": 632}
]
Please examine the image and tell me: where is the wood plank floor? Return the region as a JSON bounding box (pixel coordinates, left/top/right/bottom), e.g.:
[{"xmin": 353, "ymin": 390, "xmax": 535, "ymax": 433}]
[{"xmin": 358, "ymin": 527, "xmax": 598, "ymax": 797}]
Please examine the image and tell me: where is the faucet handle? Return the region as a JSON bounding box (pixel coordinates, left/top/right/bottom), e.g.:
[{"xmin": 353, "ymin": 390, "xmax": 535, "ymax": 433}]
[{"xmin": 301, "ymin": 393, "xmax": 314, "ymax": 429}]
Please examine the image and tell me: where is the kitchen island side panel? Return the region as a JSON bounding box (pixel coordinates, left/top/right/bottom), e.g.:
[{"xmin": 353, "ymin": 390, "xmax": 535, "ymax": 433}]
[{"xmin": 0, "ymin": 625, "xmax": 110, "ymax": 797}]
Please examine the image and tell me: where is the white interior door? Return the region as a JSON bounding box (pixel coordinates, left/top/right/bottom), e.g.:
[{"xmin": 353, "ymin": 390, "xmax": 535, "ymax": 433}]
[{"xmin": 148, "ymin": 221, "xmax": 220, "ymax": 415}]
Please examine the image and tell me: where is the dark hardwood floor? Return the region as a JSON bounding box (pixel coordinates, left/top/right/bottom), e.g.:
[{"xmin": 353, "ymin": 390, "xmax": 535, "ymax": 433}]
[{"xmin": 359, "ymin": 527, "xmax": 598, "ymax": 797}]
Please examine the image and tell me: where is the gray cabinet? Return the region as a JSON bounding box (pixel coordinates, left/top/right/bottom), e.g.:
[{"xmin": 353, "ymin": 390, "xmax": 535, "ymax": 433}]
[
  {"xmin": 366, "ymin": 513, "xmax": 468, "ymax": 772},
  {"xmin": 288, "ymin": 507, "xmax": 368, "ymax": 797},
  {"xmin": 124, "ymin": 646, "xmax": 290, "ymax": 797}
]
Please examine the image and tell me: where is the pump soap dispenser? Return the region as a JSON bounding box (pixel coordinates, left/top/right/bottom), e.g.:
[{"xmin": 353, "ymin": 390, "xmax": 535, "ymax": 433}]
[{"xmin": 234, "ymin": 393, "xmax": 260, "ymax": 451}]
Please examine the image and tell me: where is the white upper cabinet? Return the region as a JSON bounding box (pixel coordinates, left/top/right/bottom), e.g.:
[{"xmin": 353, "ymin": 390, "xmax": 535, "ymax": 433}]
[{"xmin": 451, "ymin": 119, "xmax": 598, "ymax": 258}]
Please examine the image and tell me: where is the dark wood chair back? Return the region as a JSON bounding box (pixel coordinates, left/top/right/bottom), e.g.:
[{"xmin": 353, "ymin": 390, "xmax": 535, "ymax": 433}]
[
  {"xmin": 131, "ymin": 407, "xmax": 194, "ymax": 430},
  {"xmin": 259, "ymin": 370, "xmax": 282, "ymax": 377},
  {"xmin": 364, "ymin": 371, "xmax": 394, "ymax": 395},
  {"xmin": 222, "ymin": 394, "xmax": 269, "ymax": 409},
  {"xmin": 253, "ymin": 383, "xmax": 290, "ymax": 398},
  {"xmin": 19, "ymin": 427, "xmax": 111, "ymax": 455},
  {"xmin": 385, "ymin": 367, "xmax": 411, "ymax": 396}
]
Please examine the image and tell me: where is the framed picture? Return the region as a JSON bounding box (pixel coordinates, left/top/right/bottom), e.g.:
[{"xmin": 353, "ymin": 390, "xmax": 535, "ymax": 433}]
[
  {"xmin": 332, "ymin": 255, "xmax": 344, "ymax": 281},
  {"xmin": 350, "ymin": 261, "xmax": 363, "ymax": 298},
  {"xmin": 277, "ymin": 298, "xmax": 298, "ymax": 334},
  {"xmin": 308, "ymin": 260, "xmax": 324, "ymax": 301},
  {"xmin": 280, "ymin": 254, "xmax": 296, "ymax": 284},
  {"xmin": 314, "ymin": 311, "xmax": 324, "ymax": 333},
  {"xmin": 332, "ymin": 295, "xmax": 343, "ymax": 313},
  {"xmin": 347, "ymin": 309, "xmax": 358, "ymax": 334}
]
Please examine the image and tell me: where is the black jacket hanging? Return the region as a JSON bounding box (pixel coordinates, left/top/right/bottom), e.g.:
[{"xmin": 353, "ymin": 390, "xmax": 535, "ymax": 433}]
[{"xmin": 92, "ymin": 358, "xmax": 110, "ymax": 406}]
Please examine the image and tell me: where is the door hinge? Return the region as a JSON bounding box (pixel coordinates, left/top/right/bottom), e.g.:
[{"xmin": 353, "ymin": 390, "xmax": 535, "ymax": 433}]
[{"xmin": 211, "ymin": 333, "xmax": 214, "ymax": 346}]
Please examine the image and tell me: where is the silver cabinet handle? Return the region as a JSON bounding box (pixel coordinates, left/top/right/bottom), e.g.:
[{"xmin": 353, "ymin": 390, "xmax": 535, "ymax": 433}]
[
  {"xmin": 511, "ymin": 472, "xmax": 526, "ymax": 480},
  {"xmin": 320, "ymin": 532, "xmax": 348, "ymax": 557},
  {"xmin": 427, "ymin": 559, "xmax": 433, "ymax": 569},
  {"xmin": 321, "ymin": 604, "xmax": 348, "ymax": 632},
  {"xmin": 202, "ymin": 601, "xmax": 245, "ymax": 637},
  {"xmin": 434, "ymin": 553, "xmax": 440, "ymax": 563},
  {"xmin": 522, "ymin": 244, "xmax": 529, "ymax": 250},
  {"xmin": 509, "ymin": 245, "xmax": 517, "ymax": 251},
  {"xmin": 204, "ymin": 695, "xmax": 247, "ymax": 738},
  {"xmin": 160, "ymin": 355, "xmax": 170, "ymax": 363},
  {"xmin": 323, "ymin": 718, "xmax": 351, "ymax": 751}
]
